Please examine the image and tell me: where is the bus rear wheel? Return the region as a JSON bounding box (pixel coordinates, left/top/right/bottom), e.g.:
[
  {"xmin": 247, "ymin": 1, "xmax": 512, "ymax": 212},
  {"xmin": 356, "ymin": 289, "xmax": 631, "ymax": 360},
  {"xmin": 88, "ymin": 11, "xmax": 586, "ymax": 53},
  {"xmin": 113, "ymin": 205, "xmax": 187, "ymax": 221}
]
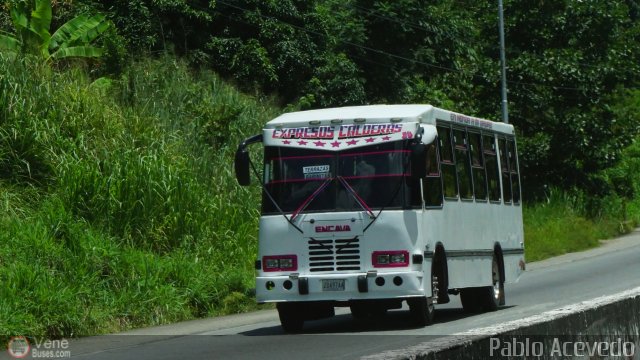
[
  {"xmin": 460, "ymin": 287, "xmax": 482, "ymax": 313},
  {"xmin": 350, "ymin": 303, "xmax": 369, "ymax": 320},
  {"xmin": 408, "ymin": 296, "xmax": 435, "ymax": 326},
  {"xmin": 350, "ymin": 301, "xmax": 388, "ymax": 320},
  {"xmin": 277, "ymin": 303, "xmax": 304, "ymax": 333},
  {"xmin": 460, "ymin": 255, "xmax": 504, "ymax": 312},
  {"xmin": 486, "ymin": 255, "xmax": 505, "ymax": 310}
]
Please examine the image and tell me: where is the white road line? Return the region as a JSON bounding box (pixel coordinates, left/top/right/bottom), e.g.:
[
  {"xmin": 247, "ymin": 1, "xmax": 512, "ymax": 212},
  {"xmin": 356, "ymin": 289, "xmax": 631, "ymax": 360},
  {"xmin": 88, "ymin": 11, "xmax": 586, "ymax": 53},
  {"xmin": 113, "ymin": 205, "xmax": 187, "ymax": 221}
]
[
  {"xmin": 362, "ymin": 286, "xmax": 640, "ymax": 360},
  {"xmin": 456, "ymin": 286, "xmax": 640, "ymax": 336}
]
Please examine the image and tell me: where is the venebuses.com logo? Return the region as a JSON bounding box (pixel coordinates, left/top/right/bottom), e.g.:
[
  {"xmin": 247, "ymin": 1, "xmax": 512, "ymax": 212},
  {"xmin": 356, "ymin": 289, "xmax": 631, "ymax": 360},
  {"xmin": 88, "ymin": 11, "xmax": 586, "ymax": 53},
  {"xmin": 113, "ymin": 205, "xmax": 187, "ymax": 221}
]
[
  {"xmin": 7, "ymin": 336, "xmax": 30, "ymax": 358},
  {"xmin": 7, "ymin": 336, "xmax": 71, "ymax": 359}
]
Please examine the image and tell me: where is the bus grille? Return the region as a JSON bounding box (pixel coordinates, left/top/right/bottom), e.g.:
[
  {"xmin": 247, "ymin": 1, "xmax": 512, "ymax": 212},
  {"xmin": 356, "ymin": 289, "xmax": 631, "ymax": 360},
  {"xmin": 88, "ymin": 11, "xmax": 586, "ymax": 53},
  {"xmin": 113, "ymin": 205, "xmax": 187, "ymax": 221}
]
[{"xmin": 308, "ymin": 237, "xmax": 361, "ymax": 272}]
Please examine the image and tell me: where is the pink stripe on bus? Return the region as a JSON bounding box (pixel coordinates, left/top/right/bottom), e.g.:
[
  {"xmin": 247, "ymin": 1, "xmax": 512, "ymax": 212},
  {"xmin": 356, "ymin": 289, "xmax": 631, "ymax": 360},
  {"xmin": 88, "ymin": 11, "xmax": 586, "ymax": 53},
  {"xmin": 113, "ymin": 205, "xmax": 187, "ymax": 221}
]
[
  {"xmin": 341, "ymin": 173, "xmax": 409, "ymax": 180},
  {"xmin": 339, "ymin": 150, "xmax": 410, "ymax": 157},
  {"xmin": 271, "ymin": 154, "xmax": 334, "ymax": 161}
]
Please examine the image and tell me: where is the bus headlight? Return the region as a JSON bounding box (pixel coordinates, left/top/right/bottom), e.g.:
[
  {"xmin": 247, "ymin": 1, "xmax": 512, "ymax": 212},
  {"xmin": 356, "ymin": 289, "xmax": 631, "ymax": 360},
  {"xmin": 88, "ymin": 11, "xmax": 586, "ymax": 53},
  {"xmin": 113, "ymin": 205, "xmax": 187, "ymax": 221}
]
[
  {"xmin": 376, "ymin": 254, "xmax": 390, "ymax": 265},
  {"xmin": 262, "ymin": 255, "xmax": 298, "ymax": 272},
  {"xmin": 372, "ymin": 251, "xmax": 409, "ymax": 267}
]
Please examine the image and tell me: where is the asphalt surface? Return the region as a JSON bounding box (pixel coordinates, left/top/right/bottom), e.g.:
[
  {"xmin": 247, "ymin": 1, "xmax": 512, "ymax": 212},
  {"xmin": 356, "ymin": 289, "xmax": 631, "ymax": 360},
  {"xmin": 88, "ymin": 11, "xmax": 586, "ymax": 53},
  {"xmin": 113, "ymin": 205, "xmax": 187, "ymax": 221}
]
[{"xmin": 6, "ymin": 230, "xmax": 640, "ymax": 360}]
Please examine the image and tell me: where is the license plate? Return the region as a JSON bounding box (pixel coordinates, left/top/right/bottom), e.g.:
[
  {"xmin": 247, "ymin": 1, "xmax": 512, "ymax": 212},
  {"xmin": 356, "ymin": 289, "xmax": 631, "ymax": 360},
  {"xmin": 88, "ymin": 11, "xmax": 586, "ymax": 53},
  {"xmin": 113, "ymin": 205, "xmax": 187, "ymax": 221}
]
[{"xmin": 322, "ymin": 279, "xmax": 345, "ymax": 291}]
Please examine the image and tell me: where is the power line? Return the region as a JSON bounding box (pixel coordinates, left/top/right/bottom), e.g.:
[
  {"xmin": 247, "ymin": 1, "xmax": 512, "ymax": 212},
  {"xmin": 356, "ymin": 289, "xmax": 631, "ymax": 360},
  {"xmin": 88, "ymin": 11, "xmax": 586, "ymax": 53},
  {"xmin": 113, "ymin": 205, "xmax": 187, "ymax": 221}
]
[
  {"xmin": 215, "ymin": 0, "xmax": 588, "ymax": 92},
  {"xmin": 216, "ymin": 0, "xmax": 469, "ymax": 74},
  {"xmin": 340, "ymin": 1, "xmax": 624, "ymax": 73},
  {"xmin": 159, "ymin": 0, "xmax": 630, "ymax": 90},
  {"xmin": 190, "ymin": 1, "xmax": 604, "ymax": 92}
]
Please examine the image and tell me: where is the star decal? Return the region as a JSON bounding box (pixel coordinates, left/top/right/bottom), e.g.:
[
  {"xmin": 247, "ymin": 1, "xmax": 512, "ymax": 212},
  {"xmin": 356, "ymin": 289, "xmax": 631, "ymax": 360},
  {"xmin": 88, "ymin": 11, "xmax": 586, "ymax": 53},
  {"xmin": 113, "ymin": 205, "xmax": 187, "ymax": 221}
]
[
  {"xmin": 298, "ymin": 140, "xmax": 308, "ymax": 145},
  {"xmin": 282, "ymin": 140, "xmax": 291, "ymax": 145},
  {"xmin": 346, "ymin": 139, "xmax": 358, "ymax": 146},
  {"xmin": 330, "ymin": 141, "xmax": 341, "ymax": 148},
  {"xmin": 382, "ymin": 136, "xmax": 391, "ymax": 141},
  {"xmin": 313, "ymin": 141, "xmax": 326, "ymax": 147},
  {"xmin": 365, "ymin": 137, "xmax": 375, "ymax": 143}
]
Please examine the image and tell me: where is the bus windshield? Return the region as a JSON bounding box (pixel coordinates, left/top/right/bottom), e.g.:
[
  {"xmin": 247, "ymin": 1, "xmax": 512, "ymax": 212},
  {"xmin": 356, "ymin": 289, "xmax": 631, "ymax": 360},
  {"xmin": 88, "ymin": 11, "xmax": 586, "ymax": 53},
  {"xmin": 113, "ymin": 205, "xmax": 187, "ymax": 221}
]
[{"xmin": 262, "ymin": 141, "xmax": 413, "ymax": 215}]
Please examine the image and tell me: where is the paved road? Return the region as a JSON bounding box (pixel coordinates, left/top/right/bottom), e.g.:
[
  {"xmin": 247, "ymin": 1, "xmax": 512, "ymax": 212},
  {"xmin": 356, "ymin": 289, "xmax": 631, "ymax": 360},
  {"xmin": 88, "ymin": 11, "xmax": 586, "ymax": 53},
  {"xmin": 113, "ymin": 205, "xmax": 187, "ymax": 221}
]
[{"xmin": 8, "ymin": 230, "xmax": 640, "ymax": 360}]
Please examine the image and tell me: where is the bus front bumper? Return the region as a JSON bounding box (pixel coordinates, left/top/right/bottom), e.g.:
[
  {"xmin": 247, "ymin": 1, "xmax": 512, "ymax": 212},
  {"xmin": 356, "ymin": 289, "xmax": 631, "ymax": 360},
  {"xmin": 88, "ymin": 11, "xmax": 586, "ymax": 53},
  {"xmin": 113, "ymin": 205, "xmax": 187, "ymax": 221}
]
[{"xmin": 256, "ymin": 271, "xmax": 426, "ymax": 303}]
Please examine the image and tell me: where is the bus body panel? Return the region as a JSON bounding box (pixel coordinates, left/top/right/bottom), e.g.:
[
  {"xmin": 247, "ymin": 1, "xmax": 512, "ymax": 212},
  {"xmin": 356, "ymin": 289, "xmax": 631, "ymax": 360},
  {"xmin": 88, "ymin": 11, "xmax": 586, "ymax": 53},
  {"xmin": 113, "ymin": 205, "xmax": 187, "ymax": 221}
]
[{"xmin": 422, "ymin": 199, "xmax": 524, "ymax": 289}]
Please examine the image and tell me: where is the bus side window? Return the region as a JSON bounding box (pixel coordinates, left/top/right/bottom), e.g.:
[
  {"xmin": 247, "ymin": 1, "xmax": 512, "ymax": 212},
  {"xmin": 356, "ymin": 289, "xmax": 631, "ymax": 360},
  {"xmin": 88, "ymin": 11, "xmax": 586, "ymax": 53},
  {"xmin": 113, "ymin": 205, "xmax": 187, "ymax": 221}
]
[
  {"xmin": 483, "ymin": 134, "xmax": 501, "ymax": 202},
  {"xmin": 437, "ymin": 124, "xmax": 458, "ymax": 199},
  {"xmin": 469, "ymin": 131, "xmax": 487, "ymax": 201},
  {"xmin": 507, "ymin": 139, "xmax": 521, "ymax": 204},
  {"xmin": 423, "ymin": 143, "xmax": 443, "ymax": 207},
  {"xmin": 498, "ymin": 137, "xmax": 512, "ymax": 203},
  {"xmin": 453, "ymin": 128, "xmax": 473, "ymax": 200}
]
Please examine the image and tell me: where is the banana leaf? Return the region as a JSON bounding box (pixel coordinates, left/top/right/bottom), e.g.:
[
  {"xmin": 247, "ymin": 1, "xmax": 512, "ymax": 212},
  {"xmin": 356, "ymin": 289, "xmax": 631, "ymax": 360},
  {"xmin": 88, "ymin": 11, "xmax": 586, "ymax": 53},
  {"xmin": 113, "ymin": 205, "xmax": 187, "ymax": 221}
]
[
  {"xmin": 50, "ymin": 14, "xmax": 109, "ymax": 50},
  {"xmin": 0, "ymin": 34, "xmax": 20, "ymax": 53}
]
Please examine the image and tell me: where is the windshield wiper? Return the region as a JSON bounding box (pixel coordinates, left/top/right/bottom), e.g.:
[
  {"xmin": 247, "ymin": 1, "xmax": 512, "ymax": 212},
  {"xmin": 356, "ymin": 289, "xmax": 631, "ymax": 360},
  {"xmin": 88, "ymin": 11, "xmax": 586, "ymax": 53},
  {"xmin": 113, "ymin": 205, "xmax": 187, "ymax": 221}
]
[
  {"xmin": 248, "ymin": 156, "xmax": 304, "ymax": 234},
  {"xmin": 290, "ymin": 177, "xmax": 333, "ymax": 222},
  {"xmin": 337, "ymin": 176, "xmax": 375, "ymax": 219}
]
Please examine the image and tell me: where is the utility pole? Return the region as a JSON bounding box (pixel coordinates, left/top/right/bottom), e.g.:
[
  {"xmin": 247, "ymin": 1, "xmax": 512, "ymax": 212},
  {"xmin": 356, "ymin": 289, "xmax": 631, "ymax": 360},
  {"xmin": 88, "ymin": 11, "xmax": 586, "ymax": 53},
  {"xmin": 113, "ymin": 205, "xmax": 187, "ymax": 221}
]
[{"xmin": 498, "ymin": 0, "xmax": 509, "ymax": 124}]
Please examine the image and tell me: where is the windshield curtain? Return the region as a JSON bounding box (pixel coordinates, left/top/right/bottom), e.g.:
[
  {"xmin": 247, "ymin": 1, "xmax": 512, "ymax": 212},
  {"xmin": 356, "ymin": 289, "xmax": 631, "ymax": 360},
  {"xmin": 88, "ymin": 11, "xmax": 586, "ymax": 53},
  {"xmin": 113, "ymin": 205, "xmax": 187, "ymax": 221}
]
[{"xmin": 262, "ymin": 140, "xmax": 415, "ymax": 214}]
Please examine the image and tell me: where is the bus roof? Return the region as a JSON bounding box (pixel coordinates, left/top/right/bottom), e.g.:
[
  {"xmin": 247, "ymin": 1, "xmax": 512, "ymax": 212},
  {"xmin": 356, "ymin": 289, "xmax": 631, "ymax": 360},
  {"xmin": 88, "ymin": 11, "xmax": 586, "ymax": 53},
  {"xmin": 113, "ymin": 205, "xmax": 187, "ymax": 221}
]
[
  {"xmin": 266, "ymin": 104, "xmax": 514, "ymax": 134},
  {"xmin": 267, "ymin": 105, "xmax": 433, "ymax": 126}
]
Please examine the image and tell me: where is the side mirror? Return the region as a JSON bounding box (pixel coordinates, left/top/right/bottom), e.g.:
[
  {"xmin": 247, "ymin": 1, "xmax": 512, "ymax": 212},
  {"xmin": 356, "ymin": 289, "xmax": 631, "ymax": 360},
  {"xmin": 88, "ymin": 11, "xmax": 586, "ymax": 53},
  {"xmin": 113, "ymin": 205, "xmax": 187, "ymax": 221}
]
[
  {"xmin": 410, "ymin": 142, "xmax": 427, "ymax": 178},
  {"xmin": 235, "ymin": 147, "xmax": 251, "ymax": 186},
  {"xmin": 234, "ymin": 134, "xmax": 263, "ymax": 186}
]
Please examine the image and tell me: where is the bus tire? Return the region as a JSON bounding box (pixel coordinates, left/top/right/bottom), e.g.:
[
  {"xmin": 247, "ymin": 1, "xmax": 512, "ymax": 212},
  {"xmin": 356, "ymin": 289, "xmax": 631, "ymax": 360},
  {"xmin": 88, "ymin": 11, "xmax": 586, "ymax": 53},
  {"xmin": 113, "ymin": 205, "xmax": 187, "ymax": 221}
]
[
  {"xmin": 408, "ymin": 296, "xmax": 435, "ymax": 326},
  {"xmin": 460, "ymin": 288, "xmax": 482, "ymax": 313},
  {"xmin": 482, "ymin": 254, "xmax": 504, "ymax": 311},
  {"xmin": 496, "ymin": 253, "xmax": 506, "ymax": 306},
  {"xmin": 350, "ymin": 301, "xmax": 387, "ymax": 320},
  {"xmin": 277, "ymin": 303, "xmax": 304, "ymax": 333},
  {"xmin": 350, "ymin": 303, "xmax": 369, "ymax": 320},
  {"xmin": 461, "ymin": 255, "xmax": 505, "ymax": 312}
]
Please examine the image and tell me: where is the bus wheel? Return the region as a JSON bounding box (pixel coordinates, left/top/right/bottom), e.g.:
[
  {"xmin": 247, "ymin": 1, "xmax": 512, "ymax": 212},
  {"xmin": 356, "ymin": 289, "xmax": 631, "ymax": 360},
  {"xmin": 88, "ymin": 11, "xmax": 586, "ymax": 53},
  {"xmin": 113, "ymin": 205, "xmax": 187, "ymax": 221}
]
[
  {"xmin": 482, "ymin": 255, "xmax": 504, "ymax": 311},
  {"xmin": 277, "ymin": 303, "xmax": 304, "ymax": 333},
  {"xmin": 350, "ymin": 303, "xmax": 369, "ymax": 320},
  {"xmin": 350, "ymin": 301, "xmax": 387, "ymax": 320},
  {"xmin": 461, "ymin": 256, "xmax": 505, "ymax": 312},
  {"xmin": 460, "ymin": 288, "xmax": 482, "ymax": 313},
  {"xmin": 408, "ymin": 296, "xmax": 435, "ymax": 326}
]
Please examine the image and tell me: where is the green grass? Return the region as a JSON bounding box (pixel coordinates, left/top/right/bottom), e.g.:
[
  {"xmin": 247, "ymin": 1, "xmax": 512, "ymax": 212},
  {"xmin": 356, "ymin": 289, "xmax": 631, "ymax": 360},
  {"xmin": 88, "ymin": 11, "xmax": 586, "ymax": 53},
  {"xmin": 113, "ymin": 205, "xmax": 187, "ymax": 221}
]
[
  {"xmin": 0, "ymin": 54, "xmax": 275, "ymax": 339},
  {"xmin": 1, "ymin": 53, "xmax": 639, "ymax": 341},
  {"xmin": 0, "ymin": 197, "xmax": 260, "ymax": 336},
  {"xmin": 523, "ymin": 189, "xmax": 640, "ymax": 262}
]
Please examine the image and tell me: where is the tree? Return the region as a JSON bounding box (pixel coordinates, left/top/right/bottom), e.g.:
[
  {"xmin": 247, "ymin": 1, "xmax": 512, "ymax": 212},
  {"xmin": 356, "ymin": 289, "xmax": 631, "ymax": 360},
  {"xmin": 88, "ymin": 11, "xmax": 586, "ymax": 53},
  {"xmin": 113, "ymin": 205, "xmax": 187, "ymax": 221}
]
[
  {"xmin": 0, "ymin": 0, "xmax": 111, "ymax": 62},
  {"xmin": 502, "ymin": 1, "xmax": 640, "ymax": 197}
]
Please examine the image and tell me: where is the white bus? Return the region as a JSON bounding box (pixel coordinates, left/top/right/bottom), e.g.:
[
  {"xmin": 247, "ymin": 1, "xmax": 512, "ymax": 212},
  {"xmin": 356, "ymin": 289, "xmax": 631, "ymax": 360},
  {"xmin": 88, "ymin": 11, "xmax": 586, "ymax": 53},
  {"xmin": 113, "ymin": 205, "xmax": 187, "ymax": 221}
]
[{"xmin": 234, "ymin": 105, "xmax": 525, "ymax": 332}]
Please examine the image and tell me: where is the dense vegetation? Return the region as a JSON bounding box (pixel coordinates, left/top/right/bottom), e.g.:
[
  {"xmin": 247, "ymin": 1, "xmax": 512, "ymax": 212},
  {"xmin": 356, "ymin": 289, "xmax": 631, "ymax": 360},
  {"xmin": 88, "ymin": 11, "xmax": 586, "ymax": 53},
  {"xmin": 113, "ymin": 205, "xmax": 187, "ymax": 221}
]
[
  {"xmin": 0, "ymin": 55, "xmax": 276, "ymax": 336},
  {"xmin": 2, "ymin": 0, "xmax": 640, "ymax": 338},
  {"xmin": 15, "ymin": 0, "xmax": 636, "ymax": 200}
]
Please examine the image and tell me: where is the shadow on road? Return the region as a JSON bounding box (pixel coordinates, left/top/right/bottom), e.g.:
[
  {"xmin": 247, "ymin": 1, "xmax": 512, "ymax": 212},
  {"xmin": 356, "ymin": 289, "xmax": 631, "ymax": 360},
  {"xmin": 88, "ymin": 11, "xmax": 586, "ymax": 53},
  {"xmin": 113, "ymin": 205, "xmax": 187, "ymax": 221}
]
[{"xmin": 241, "ymin": 305, "xmax": 515, "ymax": 336}]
